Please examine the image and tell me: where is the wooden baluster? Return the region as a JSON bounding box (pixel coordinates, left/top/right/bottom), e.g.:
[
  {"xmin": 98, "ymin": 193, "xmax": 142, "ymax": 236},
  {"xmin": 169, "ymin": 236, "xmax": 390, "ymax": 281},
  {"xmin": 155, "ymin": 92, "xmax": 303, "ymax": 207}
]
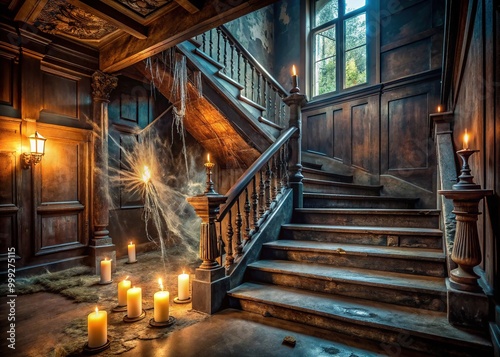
[
  {"xmin": 251, "ymin": 176, "xmax": 259, "ymax": 231},
  {"xmin": 272, "ymin": 156, "xmax": 279, "ymax": 202},
  {"xmin": 268, "ymin": 84, "xmax": 273, "ymax": 123},
  {"xmin": 243, "ymin": 59, "xmax": 248, "ymax": 98},
  {"xmin": 237, "ymin": 51, "xmax": 242, "ymax": 85},
  {"xmin": 235, "ymin": 198, "xmax": 243, "ymax": 257},
  {"xmin": 263, "ymin": 79, "xmax": 268, "ymax": 118},
  {"xmin": 280, "ymin": 145, "xmax": 288, "ymax": 190},
  {"xmin": 230, "ymin": 42, "xmax": 235, "ymax": 79},
  {"xmin": 257, "ymin": 72, "xmax": 262, "ymax": 105},
  {"xmin": 216, "ymin": 28, "xmax": 222, "ymax": 63},
  {"xmin": 225, "ymin": 209, "xmax": 234, "ymax": 267},
  {"xmin": 209, "ymin": 29, "xmax": 214, "ymax": 59},
  {"xmin": 223, "ymin": 33, "xmax": 228, "ymax": 74},
  {"xmin": 251, "ymin": 66, "xmax": 255, "ymax": 102},
  {"xmin": 259, "ymin": 170, "xmax": 265, "ymax": 217},
  {"xmin": 265, "ymin": 162, "xmax": 272, "ymax": 211},
  {"xmin": 201, "ymin": 32, "xmax": 207, "ymax": 53},
  {"xmin": 244, "ymin": 187, "xmax": 251, "ymax": 242},
  {"xmin": 217, "ymin": 221, "xmax": 224, "ymax": 266}
]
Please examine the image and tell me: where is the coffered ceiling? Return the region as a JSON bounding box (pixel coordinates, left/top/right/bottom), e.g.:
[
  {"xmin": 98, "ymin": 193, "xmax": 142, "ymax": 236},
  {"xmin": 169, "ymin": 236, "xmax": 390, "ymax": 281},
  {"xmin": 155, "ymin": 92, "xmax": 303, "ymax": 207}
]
[{"xmin": 2, "ymin": 0, "xmax": 276, "ymax": 72}]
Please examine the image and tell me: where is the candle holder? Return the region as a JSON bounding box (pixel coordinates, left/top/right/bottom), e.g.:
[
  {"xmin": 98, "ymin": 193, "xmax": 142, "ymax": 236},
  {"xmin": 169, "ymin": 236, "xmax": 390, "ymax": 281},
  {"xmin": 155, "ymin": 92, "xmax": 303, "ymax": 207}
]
[
  {"xmin": 98, "ymin": 279, "xmax": 113, "ymax": 285},
  {"xmin": 112, "ymin": 304, "xmax": 127, "ymax": 312},
  {"xmin": 453, "ymin": 149, "xmax": 481, "ymax": 189},
  {"xmin": 149, "ymin": 315, "xmax": 176, "ymax": 328},
  {"xmin": 174, "ymin": 296, "xmax": 192, "ymax": 304},
  {"xmin": 83, "ymin": 339, "xmax": 110, "ymax": 355},
  {"xmin": 204, "ymin": 161, "xmax": 217, "ymax": 195},
  {"xmin": 123, "ymin": 310, "xmax": 146, "ymax": 323}
]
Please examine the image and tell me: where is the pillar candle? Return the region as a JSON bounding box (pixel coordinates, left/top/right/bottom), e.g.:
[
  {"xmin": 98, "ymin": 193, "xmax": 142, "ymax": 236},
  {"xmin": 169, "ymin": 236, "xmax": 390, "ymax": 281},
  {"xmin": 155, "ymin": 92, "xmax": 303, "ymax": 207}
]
[
  {"xmin": 154, "ymin": 279, "xmax": 169, "ymax": 322},
  {"xmin": 128, "ymin": 242, "xmax": 136, "ymax": 262},
  {"xmin": 100, "ymin": 258, "xmax": 111, "ymax": 283},
  {"xmin": 178, "ymin": 272, "xmax": 190, "ymax": 301},
  {"xmin": 117, "ymin": 277, "xmax": 131, "ymax": 306},
  {"xmin": 291, "ymin": 65, "xmax": 298, "ymax": 89},
  {"xmin": 88, "ymin": 307, "xmax": 107, "ymax": 348},
  {"xmin": 127, "ymin": 287, "xmax": 142, "ymax": 318}
]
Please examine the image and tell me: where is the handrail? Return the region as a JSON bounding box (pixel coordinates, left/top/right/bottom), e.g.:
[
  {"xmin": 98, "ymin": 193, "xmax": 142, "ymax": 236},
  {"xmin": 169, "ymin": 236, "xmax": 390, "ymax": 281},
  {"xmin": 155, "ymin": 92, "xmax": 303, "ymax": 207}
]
[
  {"xmin": 217, "ymin": 126, "xmax": 296, "ymax": 222},
  {"xmin": 219, "ymin": 25, "xmax": 288, "ymax": 97}
]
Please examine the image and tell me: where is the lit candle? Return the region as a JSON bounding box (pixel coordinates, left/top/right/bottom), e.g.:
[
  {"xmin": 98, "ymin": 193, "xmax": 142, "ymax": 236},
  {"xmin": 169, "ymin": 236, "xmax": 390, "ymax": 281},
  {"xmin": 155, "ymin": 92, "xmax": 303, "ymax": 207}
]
[
  {"xmin": 291, "ymin": 65, "xmax": 298, "ymax": 89},
  {"xmin": 127, "ymin": 241, "xmax": 136, "ymax": 263},
  {"xmin": 437, "ymin": 105, "xmax": 441, "ymax": 113},
  {"xmin": 463, "ymin": 129, "xmax": 469, "ymax": 149},
  {"xmin": 100, "ymin": 258, "xmax": 111, "ymax": 283},
  {"xmin": 117, "ymin": 276, "xmax": 131, "ymax": 306},
  {"xmin": 154, "ymin": 278, "xmax": 169, "ymax": 322},
  {"xmin": 178, "ymin": 271, "xmax": 190, "ymax": 301},
  {"xmin": 207, "ymin": 153, "xmax": 210, "ymax": 163},
  {"xmin": 127, "ymin": 287, "xmax": 142, "ymax": 318},
  {"xmin": 87, "ymin": 307, "xmax": 107, "ymax": 348}
]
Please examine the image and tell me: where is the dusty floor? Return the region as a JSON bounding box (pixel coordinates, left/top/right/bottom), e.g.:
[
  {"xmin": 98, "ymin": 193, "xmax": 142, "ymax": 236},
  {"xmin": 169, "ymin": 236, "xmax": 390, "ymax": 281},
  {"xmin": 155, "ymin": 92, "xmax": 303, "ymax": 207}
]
[{"xmin": 0, "ymin": 251, "xmax": 414, "ymax": 356}]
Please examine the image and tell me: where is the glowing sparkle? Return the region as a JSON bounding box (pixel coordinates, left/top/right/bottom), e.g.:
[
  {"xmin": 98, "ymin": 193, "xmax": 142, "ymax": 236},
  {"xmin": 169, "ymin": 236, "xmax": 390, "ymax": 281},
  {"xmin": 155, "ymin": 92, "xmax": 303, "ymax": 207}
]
[{"xmin": 142, "ymin": 165, "xmax": 151, "ymax": 183}]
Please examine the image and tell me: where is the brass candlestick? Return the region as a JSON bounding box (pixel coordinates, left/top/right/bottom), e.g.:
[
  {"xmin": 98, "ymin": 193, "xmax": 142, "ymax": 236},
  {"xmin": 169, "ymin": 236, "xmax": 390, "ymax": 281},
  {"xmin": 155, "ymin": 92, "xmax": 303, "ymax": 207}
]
[
  {"xmin": 204, "ymin": 161, "xmax": 217, "ymax": 195},
  {"xmin": 453, "ymin": 148, "xmax": 481, "ymax": 189}
]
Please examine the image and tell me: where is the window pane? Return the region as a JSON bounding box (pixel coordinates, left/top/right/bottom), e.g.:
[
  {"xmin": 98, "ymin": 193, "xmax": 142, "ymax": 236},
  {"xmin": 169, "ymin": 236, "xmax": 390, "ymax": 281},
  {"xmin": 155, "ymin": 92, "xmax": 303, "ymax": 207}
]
[
  {"xmin": 315, "ymin": 57, "xmax": 336, "ymax": 95},
  {"xmin": 315, "ymin": 27, "xmax": 336, "ymax": 59},
  {"xmin": 345, "ymin": 45, "xmax": 366, "ymax": 88},
  {"xmin": 315, "ymin": 0, "xmax": 338, "ymax": 26},
  {"xmin": 345, "ymin": 0, "xmax": 365, "ymax": 14},
  {"xmin": 345, "ymin": 13, "xmax": 366, "ymax": 51}
]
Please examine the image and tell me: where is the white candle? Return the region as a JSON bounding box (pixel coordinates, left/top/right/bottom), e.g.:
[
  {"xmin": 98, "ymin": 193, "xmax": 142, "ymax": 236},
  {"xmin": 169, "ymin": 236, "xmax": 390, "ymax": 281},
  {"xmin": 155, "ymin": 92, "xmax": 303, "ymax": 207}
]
[
  {"xmin": 117, "ymin": 276, "xmax": 131, "ymax": 306},
  {"xmin": 178, "ymin": 272, "xmax": 190, "ymax": 301},
  {"xmin": 100, "ymin": 258, "xmax": 111, "ymax": 283},
  {"xmin": 128, "ymin": 242, "xmax": 136, "ymax": 262},
  {"xmin": 154, "ymin": 278, "xmax": 169, "ymax": 322},
  {"xmin": 88, "ymin": 307, "xmax": 107, "ymax": 348},
  {"xmin": 127, "ymin": 287, "xmax": 142, "ymax": 318}
]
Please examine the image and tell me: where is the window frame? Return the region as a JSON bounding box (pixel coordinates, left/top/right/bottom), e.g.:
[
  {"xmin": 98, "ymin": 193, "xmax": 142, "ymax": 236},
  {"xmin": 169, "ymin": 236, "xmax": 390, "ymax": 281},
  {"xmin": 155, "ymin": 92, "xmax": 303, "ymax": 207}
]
[{"xmin": 309, "ymin": 0, "xmax": 376, "ymax": 99}]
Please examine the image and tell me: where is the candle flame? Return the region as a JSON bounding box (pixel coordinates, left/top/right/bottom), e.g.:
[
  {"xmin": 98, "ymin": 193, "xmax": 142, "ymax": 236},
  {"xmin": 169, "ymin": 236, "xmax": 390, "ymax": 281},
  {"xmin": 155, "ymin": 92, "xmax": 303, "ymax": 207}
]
[
  {"xmin": 437, "ymin": 105, "xmax": 441, "ymax": 112},
  {"xmin": 207, "ymin": 154, "xmax": 210, "ymax": 163},
  {"xmin": 129, "ymin": 241, "xmax": 133, "ymax": 245},
  {"xmin": 142, "ymin": 165, "xmax": 151, "ymax": 183},
  {"xmin": 292, "ymin": 65, "xmax": 296, "ymax": 76},
  {"xmin": 95, "ymin": 306, "xmax": 99, "ymax": 315},
  {"xmin": 158, "ymin": 278, "xmax": 163, "ymax": 291},
  {"xmin": 124, "ymin": 276, "xmax": 129, "ymax": 281},
  {"xmin": 464, "ymin": 129, "xmax": 469, "ymax": 149}
]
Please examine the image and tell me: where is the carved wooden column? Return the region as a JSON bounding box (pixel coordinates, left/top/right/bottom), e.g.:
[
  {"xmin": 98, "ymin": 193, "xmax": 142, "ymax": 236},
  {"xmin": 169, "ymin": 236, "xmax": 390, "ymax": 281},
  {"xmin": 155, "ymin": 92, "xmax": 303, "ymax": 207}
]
[
  {"xmin": 283, "ymin": 86, "xmax": 307, "ymax": 209},
  {"xmin": 187, "ymin": 169, "xmax": 229, "ymax": 314},
  {"xmin": 89, "ymin": 71, "xmax": 118, "ymax": 274},
  {"xmin": 439, "ymin": 144, "xmax": 492, "ymax": 329}
]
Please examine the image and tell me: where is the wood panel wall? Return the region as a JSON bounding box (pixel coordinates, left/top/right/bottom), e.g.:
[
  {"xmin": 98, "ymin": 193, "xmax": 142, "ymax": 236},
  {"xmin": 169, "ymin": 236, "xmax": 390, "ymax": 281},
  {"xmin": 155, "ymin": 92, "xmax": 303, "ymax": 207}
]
[
  {"xmin": 302, "ymin": 0, "xmax": 443, "ymax": 203},
  {"xmin": 0, "ymin": 23, "xmax": 97, "ymax": 275}
]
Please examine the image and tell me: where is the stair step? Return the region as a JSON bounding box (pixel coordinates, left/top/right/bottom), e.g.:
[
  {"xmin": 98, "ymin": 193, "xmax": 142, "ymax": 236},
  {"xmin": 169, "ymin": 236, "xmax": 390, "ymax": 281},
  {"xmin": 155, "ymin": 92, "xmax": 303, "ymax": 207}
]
[
  {"xmin": 304, "ymin": 193, "xmax": 419, "ymax": 209},
  {"xmin": 302, "ymin": 161, "xmax": 323, "ymax": 170},
  {"xmin": 281, "ymin": 224, "xmax": 443, "ymax": 249},
  {"xmin": 228, "ymin": 283, "xmax": 492, "ymax": 356},
  {"xmin": 303, "ymin": 178, "xmax": 382, "ymax": 195},
  {"xmin": 246, "ymin": 260, "xmax": 446, "ymax": 311},
  {"xmin": 302, "ymin": 166, "xmax": 353, "ymax": 183},
  {"xmin": 294, "ymin": 208, "xmax": 441, "ymax": 228},
  {"xmin": 262, "ymin": 240, "xmax": 446, "ymax": 277}
]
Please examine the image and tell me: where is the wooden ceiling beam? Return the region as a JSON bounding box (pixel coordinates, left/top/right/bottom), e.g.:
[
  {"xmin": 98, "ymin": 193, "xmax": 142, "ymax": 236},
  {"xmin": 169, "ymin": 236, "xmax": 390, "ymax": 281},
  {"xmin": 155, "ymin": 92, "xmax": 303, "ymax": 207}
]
[
  {"xmin": 14, "ymin": 0, "xmax": 48, "ymax": 23},
  {"xmin": 69, "ymin": 0, "xmax": 147, "ymax": 39},
  {"xmin": 99, "ymin": 0, "xmax": 277, "ymax": 73},
  {"xmin": 174, "ymin": 0, "xmax": 204, "ymax": 14}
]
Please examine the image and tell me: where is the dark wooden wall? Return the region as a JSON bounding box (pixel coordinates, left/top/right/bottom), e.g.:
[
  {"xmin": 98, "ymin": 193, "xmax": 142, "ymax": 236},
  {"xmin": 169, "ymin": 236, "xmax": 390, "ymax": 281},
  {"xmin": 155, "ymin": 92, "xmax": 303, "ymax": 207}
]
[
  {"xmin": 441, "ymin": 0, "xmax": 500, "ymax": 299},
  {"xmin": 301, "ymin": 0, "xmax": 444, "ymax": 204},
  {"xmin": 0, "ymin": 23, "xmax": 97, "ymax": 274}
]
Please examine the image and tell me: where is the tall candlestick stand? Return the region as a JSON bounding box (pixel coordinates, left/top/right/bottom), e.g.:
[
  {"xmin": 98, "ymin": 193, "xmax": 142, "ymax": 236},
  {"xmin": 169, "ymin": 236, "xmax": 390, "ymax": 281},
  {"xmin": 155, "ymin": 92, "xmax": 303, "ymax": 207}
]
[{"xmin": 204, "ymin": 161, "xmax": 217, "ymax": 195}]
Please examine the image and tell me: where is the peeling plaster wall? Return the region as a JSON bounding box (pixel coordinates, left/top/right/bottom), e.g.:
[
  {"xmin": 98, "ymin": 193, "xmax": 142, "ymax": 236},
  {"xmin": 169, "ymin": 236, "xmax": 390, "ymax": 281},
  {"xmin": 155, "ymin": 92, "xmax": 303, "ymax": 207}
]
[
  {"xmin": 274, "ymin": 0, "xmax": 301, "ymax": 91},
  {"xmin": 225, "ymin": 5, "xmax": 275, "ymax": 73}
]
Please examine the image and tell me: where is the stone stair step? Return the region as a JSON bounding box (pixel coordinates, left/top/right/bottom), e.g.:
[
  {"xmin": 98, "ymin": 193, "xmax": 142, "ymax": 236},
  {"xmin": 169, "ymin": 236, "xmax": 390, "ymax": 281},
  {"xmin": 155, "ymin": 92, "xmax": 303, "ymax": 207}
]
[
  {"xmin": 228, "ymin": 283, "xmax": 492, "ymax": 356},
  {"xmin": 302, "ymin": 166, "xmax": 353, "ymax": 183},
  {"xmin": 304, "ymin": 193, "xmax": 419, "ymax": 209},
  {"xmin": 294, "ymin": 208, "xmax": 440, "ymax": 228},
  {"xmin": 303, "ymin": 178, "xmax": 382, "ymax": 195},
  {"xmin": 262, "ymin": 240, "xmax": 446, "ymax": 277},
  {"xmin": 281, "ymin": 224, "xmax": 443, "ymax": 249},
  {"xmin": 246, "ymin": 260, "xmax": 446, "ymax": 311}
]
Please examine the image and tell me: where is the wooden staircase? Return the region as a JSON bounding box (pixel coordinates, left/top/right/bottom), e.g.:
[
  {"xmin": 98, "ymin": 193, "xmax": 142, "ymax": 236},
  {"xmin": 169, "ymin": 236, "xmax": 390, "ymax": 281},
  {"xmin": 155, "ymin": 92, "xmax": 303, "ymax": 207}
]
[{"xmin": 228, "ymin": 162, "xmax": 492, "ymax": 356}]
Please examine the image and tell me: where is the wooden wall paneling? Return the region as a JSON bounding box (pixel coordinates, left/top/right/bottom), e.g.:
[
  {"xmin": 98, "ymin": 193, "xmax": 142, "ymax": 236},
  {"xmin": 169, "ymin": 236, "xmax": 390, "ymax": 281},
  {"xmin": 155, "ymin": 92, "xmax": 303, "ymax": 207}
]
[
  {"xmin": 0, "ymin": 120, "xmax": 22, "ymax": 262},
  {"xmin": 381, "ymin": 79, "xmax": 439, "ymax": 191},
  {"xmin": 303, "ymin": 110, "xmax": 331, "ymax": 156},
  {"xmin": 350, "ymin": 100, "xmax": 371, "ymax": 172},
  {"xmin": 0, "ymin": 51, "xmax": 20, "ymax": 118},
  {"xmin": 332, "ymin": 108, "xmax": 345, "ymax": 161},
  {"xmin": 42, "ymin": 70, "xmax": 78, "ymax": 119},
  {"xmin": 21, "ymin": 52, "xmax": 43, "ymax": 121},
  {"xmin": 381, "ymin": 38, "xmax": 431, "ymax": 82},
  {"xmin": 32, "ymin": 124, "xmax": 90, "ymax": 256}
]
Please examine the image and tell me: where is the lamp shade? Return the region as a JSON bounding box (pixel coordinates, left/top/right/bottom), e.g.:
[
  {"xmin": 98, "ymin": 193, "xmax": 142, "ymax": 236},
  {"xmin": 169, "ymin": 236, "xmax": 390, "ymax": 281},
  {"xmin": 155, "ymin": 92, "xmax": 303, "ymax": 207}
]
[{"xmin": 29, "ymin": 132, "xmax": 46, "ymax": 155}]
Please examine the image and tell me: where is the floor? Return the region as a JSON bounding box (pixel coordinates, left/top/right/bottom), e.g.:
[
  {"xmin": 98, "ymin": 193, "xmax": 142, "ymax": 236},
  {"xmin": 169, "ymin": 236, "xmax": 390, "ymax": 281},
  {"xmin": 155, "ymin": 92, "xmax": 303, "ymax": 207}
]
[{"xmin": 0, "ymin": 251, "xmax": 422, "ymax": 357}]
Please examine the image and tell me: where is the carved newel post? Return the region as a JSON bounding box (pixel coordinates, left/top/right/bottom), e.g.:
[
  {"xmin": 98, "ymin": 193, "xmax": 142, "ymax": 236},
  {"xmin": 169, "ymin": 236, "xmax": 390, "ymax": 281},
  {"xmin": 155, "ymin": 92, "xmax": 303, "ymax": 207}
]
[
  {"xmin": 89, "ymin": 71, "xmax": 118, "ymax": 274},
  {"xmin": 438, "ymin": 136, "xmax": 492, "ymax": 328},
  {"xmin": 187, "ymin": 159, "xmax": 228, "ymax": 314},
  {"xmin": 283, "ymin": 69, "xmax": 307, "ymax": 209}
]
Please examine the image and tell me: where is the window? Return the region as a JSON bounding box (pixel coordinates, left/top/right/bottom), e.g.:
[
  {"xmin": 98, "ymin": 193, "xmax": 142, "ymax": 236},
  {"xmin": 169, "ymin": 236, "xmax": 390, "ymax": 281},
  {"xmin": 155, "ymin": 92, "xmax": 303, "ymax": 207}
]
[{"xmin": 312, "ymin": 0, "xmax": 368, "ymax": 97}]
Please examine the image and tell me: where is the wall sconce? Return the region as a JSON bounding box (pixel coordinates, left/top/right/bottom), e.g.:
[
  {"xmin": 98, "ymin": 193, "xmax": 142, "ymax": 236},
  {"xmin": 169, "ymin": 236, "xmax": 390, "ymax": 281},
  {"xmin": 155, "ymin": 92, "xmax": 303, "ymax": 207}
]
[{"xmin": 23, "ymin": 131, "xmax": 46, "ymax": 168}]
